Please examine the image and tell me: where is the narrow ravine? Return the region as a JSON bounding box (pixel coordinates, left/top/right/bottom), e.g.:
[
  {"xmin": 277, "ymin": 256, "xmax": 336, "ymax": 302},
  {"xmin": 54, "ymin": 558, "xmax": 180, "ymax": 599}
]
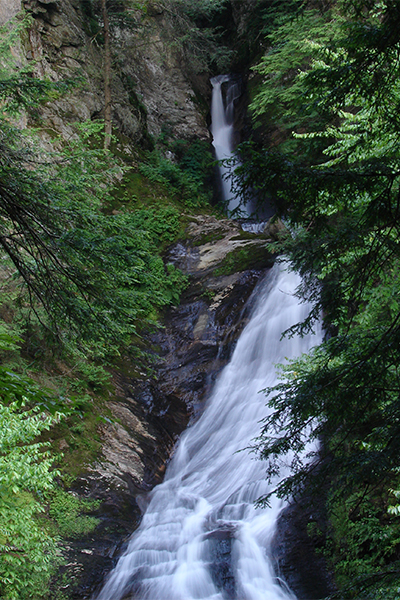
[
  {"xmin": 210, "ymin": 75, "xmax": 267, "ymax": 224},
  {"xmin": 94, "ymin": 77, "xmax": 322, "ymax": 600}
]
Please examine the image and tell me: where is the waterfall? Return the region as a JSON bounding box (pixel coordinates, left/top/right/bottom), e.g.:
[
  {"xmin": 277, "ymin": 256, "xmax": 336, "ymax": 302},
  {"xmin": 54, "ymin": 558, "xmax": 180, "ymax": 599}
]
[
  {"xmin": 210, "ymin": 75, "xmax": 271, "ymax": 224},
  {"xmin": 95, "ymin": 264, "xmax": 322, "ymax": 600},
  {"xmin": 210, "ymin": 75, "xmax": 244, "ymax": 216},
  {"xmin": 95, "ymin": 75, "xmax": 322, "ymax": 600}
]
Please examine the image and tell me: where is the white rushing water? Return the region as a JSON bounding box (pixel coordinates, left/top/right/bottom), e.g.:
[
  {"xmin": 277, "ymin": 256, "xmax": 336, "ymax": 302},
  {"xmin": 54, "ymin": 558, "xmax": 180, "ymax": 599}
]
[
  {"xmin": 210, "ymin": 75, "xmax": 244, "ymax": 216},
  {"xmin": 96, "ymin": 264, "xmax": 322, "ymax": 600}
]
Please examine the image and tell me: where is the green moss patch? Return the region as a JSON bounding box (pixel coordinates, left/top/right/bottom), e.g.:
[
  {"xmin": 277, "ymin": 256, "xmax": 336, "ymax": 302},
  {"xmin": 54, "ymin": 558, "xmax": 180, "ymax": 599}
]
[
  {"xmin": 213, "ymin": 242, "xmax": 274, "ymax": 276},
  {"xmin": 48, "ymin": 489, "xmax": 100, "ymax": 538}
]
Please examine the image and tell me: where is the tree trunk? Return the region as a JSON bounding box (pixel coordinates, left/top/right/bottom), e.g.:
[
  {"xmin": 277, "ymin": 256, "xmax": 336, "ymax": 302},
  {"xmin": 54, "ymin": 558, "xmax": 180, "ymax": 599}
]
[{"xmin": 102, "ymin": 0, "xmax": 112, "ymax": 150}]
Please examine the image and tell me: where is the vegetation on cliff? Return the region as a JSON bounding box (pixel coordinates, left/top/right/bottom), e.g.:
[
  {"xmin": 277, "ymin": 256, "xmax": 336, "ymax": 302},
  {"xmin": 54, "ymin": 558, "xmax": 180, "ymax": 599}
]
[{"xmin": 0, "ymin": 11, "xmax": 192, "ymax": 599}]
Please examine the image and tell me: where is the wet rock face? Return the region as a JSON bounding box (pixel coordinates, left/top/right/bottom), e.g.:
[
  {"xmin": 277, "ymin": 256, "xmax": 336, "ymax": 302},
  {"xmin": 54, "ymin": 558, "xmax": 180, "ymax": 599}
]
[
  {"xmin": 151, "ymin": 268, "xmax": 263, "ymax": 418},
  {"xmin": 272, "ymin": 499, "xmax": 336, "ymax": 600},
  {"xmin": 208, "ymin": 528, "xmax": 236, "ymax": 599}
]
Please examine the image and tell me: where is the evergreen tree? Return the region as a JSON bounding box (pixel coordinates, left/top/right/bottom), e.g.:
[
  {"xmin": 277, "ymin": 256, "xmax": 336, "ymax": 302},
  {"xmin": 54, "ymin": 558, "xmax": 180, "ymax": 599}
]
[
  {"xmin": 239, "ymin": 1, "xmax": 400, "ymax": 596},
  {"xmin": 0, "ymin": 14, "xmax": 186, "ymax": 358}
]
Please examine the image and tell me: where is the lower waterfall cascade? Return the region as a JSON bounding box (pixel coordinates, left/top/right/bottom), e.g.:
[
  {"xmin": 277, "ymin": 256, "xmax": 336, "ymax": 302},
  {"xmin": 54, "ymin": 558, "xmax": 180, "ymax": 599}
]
[{"xmin": 95, "ymin": 264, "xmax": 322, "ymax": 600}]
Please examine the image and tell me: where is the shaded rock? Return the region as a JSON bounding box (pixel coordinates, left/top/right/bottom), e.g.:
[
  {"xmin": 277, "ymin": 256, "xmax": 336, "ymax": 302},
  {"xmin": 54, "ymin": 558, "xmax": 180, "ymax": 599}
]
[
  {"xmin": 21, "ymin": 0, "xmax": 210, "ymax": 146},
  {"xmin": 263, "ymin": 216, "xmax": 286, "ymax": 240},
  {"xmin": 56, "ymin": 478, "xmax": 141, "ymax": 600},
  {"xmin": 0, "ymin": 0, "xmax": 21, "ymax": 25},
  {"xmin": 272, "ymin": 499, "xmax": 336, "ymax": 600}
]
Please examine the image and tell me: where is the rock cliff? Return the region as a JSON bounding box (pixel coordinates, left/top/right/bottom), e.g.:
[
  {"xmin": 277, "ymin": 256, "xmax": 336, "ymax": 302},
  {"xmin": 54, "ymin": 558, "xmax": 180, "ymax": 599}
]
[
  {"xmin": 7, "ymin": 0, "xmax": 210, "ymax": 146},
  {"xmin": 0, "ymin": 0, "xmax": 20, "ymax": 24}
]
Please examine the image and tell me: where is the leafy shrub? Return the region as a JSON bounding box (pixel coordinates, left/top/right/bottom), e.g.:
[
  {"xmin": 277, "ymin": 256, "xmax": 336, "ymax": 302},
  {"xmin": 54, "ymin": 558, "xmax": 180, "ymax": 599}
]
[
  {"xmin": 48, "ymin": 490, "xmax": 100, "ymax": 538},
  {"xmin": 139, "ymin": 148, "xmax": 211, "ymax": 208},
  {"xmin": 0, "ymin": 398, "xmax": 60, "ymax": 600}
]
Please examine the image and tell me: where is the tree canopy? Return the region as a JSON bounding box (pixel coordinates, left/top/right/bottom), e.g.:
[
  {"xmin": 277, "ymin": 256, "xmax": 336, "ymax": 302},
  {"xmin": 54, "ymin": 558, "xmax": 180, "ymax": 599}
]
[{"xmin": 237, "ymin": 1, "xmax": 400, "ymax": 596}]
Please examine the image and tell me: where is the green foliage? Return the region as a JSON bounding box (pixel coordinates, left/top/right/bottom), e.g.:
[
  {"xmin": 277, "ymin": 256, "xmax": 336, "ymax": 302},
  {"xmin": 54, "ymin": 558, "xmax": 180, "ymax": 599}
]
[
  {"xmin": 250, "ymin": 7, "xmax": 343, "ymax": 136},
  {"xmin": 0, "ymin": 331, "xmax": 69, "ymax": 599},
  {"xmin": 52, "ymin": 204, "xmax": 186, "ymax": 357},
  {"xmin": 79, "ymin": 0, "xmax": 145, "ymax": 39},
  {"xmin": 48, "ymin": 489, "xmax": 100, "ymax": 538},
  {"xmin": 139, "ymin": 146, "xmax": 212, "ymax": 208},
  {"xmin": 72, "ymin": 363, "xmax": 111, "ymax": 391},
  {"xmin": 0, "ymin": 486, "xmax": 58, "ymax": 600},
  {"xmin": 171, "ymin": 139, "xmax": 214, "ymax": 189},
  {"xmin": 258, "ymin": 0, "xmax": 306, "ymax": 36},
  {"xmin": 160, "ymin": 0, "xmax": 234, "ymax": 72},
  {"xmin": 128, "ymin": 205, "xmax": 181, "ymax": 242},
  {"xmin": 0, "ymin": 18, "xmax": 188, "ymax": 360},
  {"xmin": 0, "ymin": 128, "xmax": 186, "ymax": 356},
  {"xmin": 242, "ymin": 1, "xmax": 400, "ymax": 597},
  {"xmin": 0, "ymin": 14, "xmax": 73, "ymax": 114},
  {"xmin": 327, "ymin": 492, "xmax": 400, "ymax": 586},
  {"xmin": 0, "ymin": 358, "xmax": 61, "ymax": 599},
  {"xmin": 0, "ymin": 337, "xmax": 101, "ymax": 597},
  {"xmin": 213, "ymin": 242, "xmax": 273, "ymax": 276}
]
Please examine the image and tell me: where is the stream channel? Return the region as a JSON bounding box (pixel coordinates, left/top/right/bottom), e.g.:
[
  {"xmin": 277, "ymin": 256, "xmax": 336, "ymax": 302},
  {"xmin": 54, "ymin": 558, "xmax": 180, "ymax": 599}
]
[{"xmin": 94, "ymin": 76, "xmax": 323, "ymax": 600}]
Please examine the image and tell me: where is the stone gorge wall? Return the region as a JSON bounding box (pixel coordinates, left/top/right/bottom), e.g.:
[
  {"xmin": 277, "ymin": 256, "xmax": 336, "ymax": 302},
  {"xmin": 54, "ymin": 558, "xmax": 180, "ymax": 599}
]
[
  {"xmin": 2, "ymin": 0, "xmax": 268, "ymax": 149},
  {"xmin": 0, "ymin": 0, "xmax": 21, "ymax": 25},
  {"xmin": 2, "ymin": 0, "xmax": 271, "ymax": 145},
  {"xmin": 6, "ymin": 0, "xmax": 210, "ymax": 146}
]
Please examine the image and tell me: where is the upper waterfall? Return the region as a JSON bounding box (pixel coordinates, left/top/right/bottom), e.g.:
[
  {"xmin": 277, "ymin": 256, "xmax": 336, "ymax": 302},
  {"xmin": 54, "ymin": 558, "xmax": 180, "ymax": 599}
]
[{"xmin": 210, "ymin": 75, "xmax": 244, "ymax": 216}]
